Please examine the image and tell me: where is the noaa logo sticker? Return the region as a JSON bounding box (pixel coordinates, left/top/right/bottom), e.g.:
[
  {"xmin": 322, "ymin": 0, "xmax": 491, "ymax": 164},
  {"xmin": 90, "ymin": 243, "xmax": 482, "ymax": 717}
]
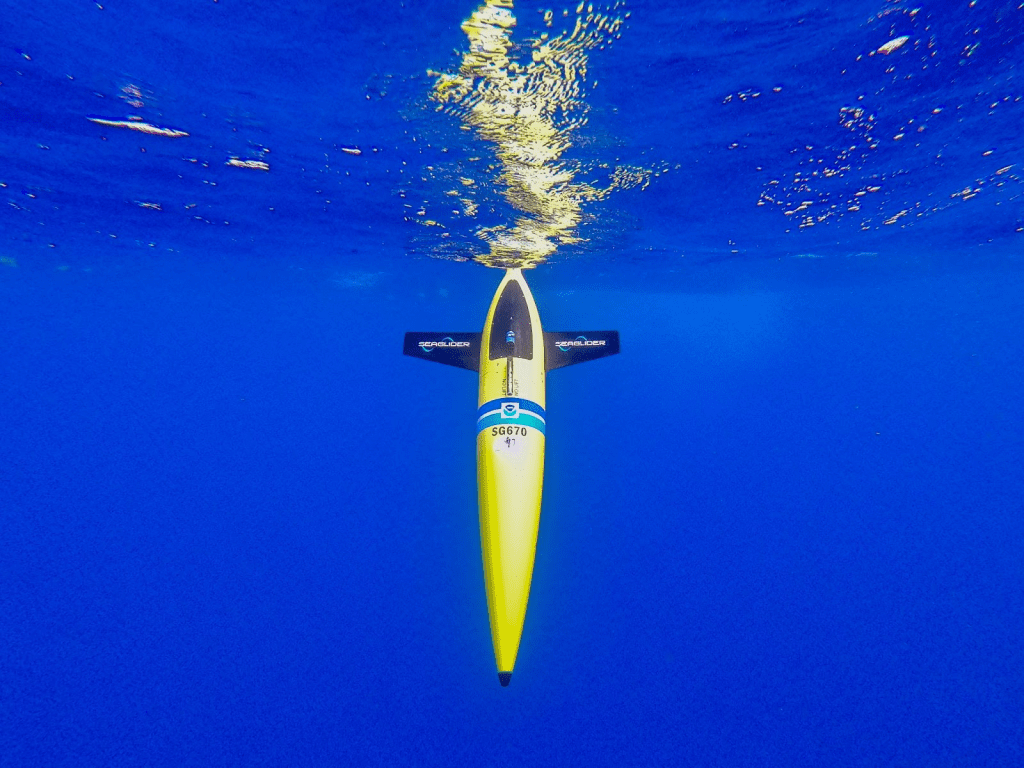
[{"xmin": 501, "ymin": 402, "xmax": 520, "ymax": 419}]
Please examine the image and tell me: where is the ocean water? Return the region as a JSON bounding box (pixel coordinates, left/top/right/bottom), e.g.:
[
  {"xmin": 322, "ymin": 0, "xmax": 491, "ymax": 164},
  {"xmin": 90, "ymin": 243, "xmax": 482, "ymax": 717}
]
[{"xmin": 2, "ymin": 0, "xmax": 1023, "ymax": 765}]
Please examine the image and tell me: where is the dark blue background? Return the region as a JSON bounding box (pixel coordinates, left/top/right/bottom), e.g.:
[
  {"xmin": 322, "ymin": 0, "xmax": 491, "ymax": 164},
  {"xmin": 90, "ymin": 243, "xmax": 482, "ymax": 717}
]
[{"xmin": 2, "ymin": 0, "xmax": 1023, "ymax": 765}]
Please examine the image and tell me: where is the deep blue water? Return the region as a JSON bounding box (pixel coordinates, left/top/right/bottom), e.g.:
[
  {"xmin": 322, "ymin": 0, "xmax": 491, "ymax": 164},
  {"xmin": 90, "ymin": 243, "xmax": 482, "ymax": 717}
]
[{"xmin": 3, "ymin": 1, "xmax": 1023, "ymax": 765}]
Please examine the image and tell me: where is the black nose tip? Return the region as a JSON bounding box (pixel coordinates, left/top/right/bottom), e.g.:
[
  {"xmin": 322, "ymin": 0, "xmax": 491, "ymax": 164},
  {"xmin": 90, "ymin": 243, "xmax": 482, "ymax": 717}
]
[{"xmin": 498, "ymin": 672, "xmax": 512, "ymax": 687}]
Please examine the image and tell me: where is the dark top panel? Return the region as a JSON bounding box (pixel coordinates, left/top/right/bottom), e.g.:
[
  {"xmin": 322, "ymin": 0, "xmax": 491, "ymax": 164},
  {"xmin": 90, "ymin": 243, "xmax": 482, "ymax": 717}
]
[{"xmin": 488, "ymin": 280, "xmax": 534, "ymax": 361}]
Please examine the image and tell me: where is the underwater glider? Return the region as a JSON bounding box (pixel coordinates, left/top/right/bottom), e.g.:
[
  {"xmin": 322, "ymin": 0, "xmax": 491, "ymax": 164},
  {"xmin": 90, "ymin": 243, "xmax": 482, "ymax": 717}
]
[{"xmin": 404, "ymin": 268, "xmax": 619, "ymax": 686}]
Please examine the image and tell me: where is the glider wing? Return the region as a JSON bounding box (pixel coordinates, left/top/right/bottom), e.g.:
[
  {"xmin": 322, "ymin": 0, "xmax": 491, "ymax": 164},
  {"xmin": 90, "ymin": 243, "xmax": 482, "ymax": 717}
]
[
  {"xmin": 543, "ymin": 331, "xmax": 620, "ymax": 370},
  {"xmin": 403, "ymin": 332, "xmax": 481, "ymax": 371}
]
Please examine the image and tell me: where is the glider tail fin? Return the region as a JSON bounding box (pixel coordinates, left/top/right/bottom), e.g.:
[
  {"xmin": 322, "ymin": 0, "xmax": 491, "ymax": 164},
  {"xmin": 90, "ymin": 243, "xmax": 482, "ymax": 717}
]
[
  {"xmin": 403, "ymin": 332, "xmax": 481, "ymax": 371},
  {"xmin": 544, "ymin": 331, "xmax": 620, "ymax": 371}
]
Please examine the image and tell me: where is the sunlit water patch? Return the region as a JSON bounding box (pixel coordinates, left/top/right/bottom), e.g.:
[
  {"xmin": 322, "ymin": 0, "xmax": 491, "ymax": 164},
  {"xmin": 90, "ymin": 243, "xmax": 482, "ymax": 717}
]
[
  {"xmin": 409, "ymin": 0, "xmax": 666, "ymax": 269},
  {"xmin": 748, "ymin": 0, "xmax": 1024, "ymax": 238}
]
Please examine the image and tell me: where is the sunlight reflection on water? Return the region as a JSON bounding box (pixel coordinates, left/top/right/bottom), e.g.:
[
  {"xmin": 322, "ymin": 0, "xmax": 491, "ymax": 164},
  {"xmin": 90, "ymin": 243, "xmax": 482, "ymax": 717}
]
[{"xmin": 416, "ymin": 0, "xmax": 665, "ymax": 269}]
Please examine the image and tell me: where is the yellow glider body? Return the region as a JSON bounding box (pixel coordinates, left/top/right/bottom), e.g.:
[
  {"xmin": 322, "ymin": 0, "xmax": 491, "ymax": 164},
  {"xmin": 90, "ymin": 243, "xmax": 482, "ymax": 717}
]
[
  {"xmin": 404, "ymin": 269, "xmax": 619, "ymax": 686},
  {"xmin": 476, "ymin": 269, "xmax": 547, "ymax": 683}
]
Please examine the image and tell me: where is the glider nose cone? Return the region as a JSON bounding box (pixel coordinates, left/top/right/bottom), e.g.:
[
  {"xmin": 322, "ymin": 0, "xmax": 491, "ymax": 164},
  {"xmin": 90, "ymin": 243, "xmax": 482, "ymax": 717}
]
[{"xmin": 498, "ymin": 672, "xmax": 512, "ymax": 687}]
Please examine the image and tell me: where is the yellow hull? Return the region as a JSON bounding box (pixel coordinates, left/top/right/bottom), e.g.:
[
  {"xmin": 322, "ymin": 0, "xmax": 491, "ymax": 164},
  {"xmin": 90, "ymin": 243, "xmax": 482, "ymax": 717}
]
[
  {"xmin": 476, "ymin": 269, "xmax": 546, "ymax": 682},
  {"xmin": 404, "ymin": 268, "xmax": 620, "ymax": 686}
]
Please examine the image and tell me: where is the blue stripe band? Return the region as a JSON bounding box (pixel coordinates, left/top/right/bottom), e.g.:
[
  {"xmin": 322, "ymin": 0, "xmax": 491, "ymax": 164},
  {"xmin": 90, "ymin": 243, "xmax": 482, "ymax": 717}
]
[
  {"xmin": 476, "ymin": 398, "xmax": 546, "ymax": 436},
  {"xmin": 477, "ymin": 398, "xmax": 546, "ymax": 420},
  {"xmin": 477, "ymin": 412, "xmax": 547, "ymax": 435}
]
